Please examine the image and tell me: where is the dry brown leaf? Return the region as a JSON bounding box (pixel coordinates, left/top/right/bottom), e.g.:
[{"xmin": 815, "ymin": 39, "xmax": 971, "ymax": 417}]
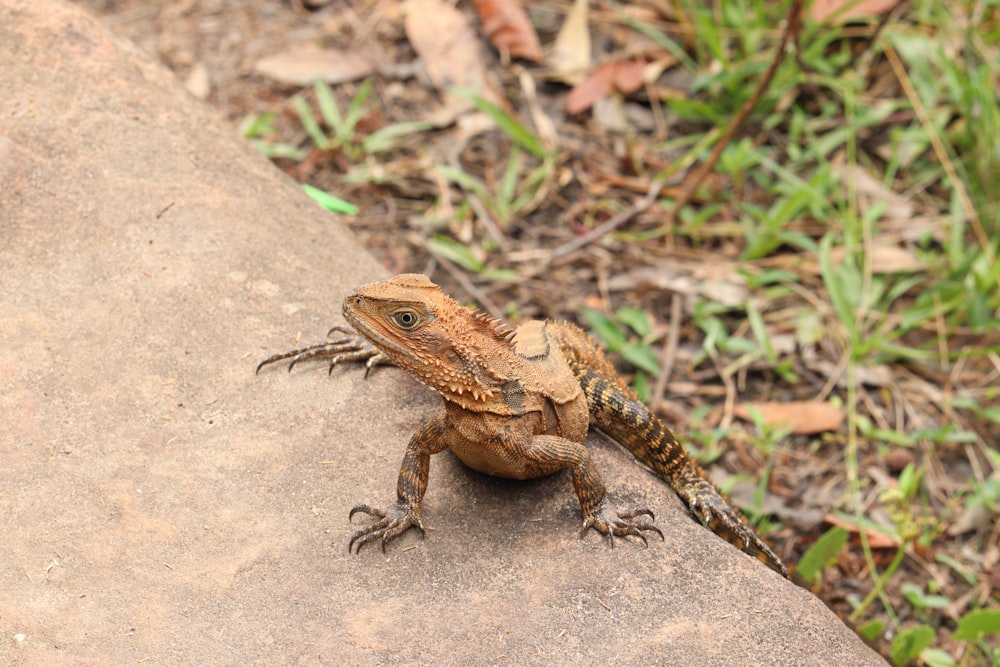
[
  {"xmin": 612, "ymin": 59, "xmax": 645, "ymax": 93},
  {"xmin": 472, "ymin": 0, "xmax": 544, "ymax": 63},
  {"xmin": 835, "ymin": 163, "xmax": 915, "ymax": 220},
  {"xmin": 566, "ymin": 59, "xmax": 647, "ymax": 114},
  {"xmin": 830, "ymin": 243, "xmax": 925, "ymax": 274},
  {"xmin": 734, "ymin": 401, "xmax": 844, "ymax": 435},
  {"xmin": 823, "ymin": 513, "xmax": 901, "ymax": 549},
  {"xmin": 607, "ymin": 264, "xmax": 750, "ymax": 308},
  {"xmin": 405, "ymin": 0, "xmax": 500, "ymax": 123},
  {"xmin": 551, "ymin": 0, "xmax": 590, "ymax": 84},
  {"xmin": 254, "ymin": 47, "xmax": 376, "ymax": 86},
  {"xmin": 811, "ymin": 0, "xmax": 901, "ymax": 23},
  {"xmin": 566, "ymin": 61, "xmax": 615, "ymax": 115},
  {"xmin": 802, "ymin": 240, "xmax": 925, "ymax": 275}
]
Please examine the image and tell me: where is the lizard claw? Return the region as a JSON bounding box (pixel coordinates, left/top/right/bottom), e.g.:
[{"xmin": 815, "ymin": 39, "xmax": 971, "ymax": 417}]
[
  {"xmin": 581, "ymin": 501, "xmax": 664, "ymax": 548},
  {"xmin": 348, "ymin": 502, "xmax": 425, "ymax": 554},
  {"xmin": 688, "ymin": 494, "xmax": 789, "ymax": 578},
  {"xmin": 255, "ymin": 328, "xmax": 380, "ymax": 375}
]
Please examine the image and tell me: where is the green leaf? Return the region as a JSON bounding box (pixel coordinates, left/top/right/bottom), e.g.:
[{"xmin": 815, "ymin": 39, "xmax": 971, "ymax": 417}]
[
  {"xmin": 240, "ymin": 111, "xmax": 276, "ymax": 138},
  {"xmin": 918, "ymin": 648, "xmax": 957, "ymax": 667},
  {"xmin": 424, "ymin": 235, "xmax": 483, "ymax": 273},
  {"xmin": 900, "ymin": 583, "xmax": 950, "ymax": 610},
  {"xmin": 249, "ymin": 139, "xmax": 306, "ymax": 161},
  {"xmin": 890, "ymin": 625, "xmax": 935, "ymax": 666},
  {"xmin": 632, "ymin": 371, "xmax": 650, "ymax": 402},
  {"xmin": 362, "ymin": 120, "xmax": 435, "ymax": 154},
  {"xmin": 313, "ymin": 80, "xmax": 343, "ymax": 131},
  {"xmin": 293, "ymin": 95, "xmax": 330, "ymax": 150},
  {"xmin": 856, "ymin": 619, "xmax": 884, "ymax": 642},
  {"xmin": 952, "ymin": 609, "xmax": 1000, "ymax": 641},
  {"xmin": 745, "ymin": 301, "xmax": 775, "ymax": 362},
  {"xmin": 580, "ymin": 309, "xmax": 626, "ymax": 352},
  {"xmin": 481, "ymin": 268, "xmax": 519, "ymax": 282},
  {"xmin": 615, "ymin": 307, "xmax": 651, "ymax": 337},
  {"xmin": 449, "ymin": 88, "xmax": 548, "ymax": 158},
  {"xmin": 818, "ymin": 233, "xmax": 856, "ymax": 333},
  {"xmin": 302, "ymin": 184, "xmax": 358, "ymax": 214},
  {"xmin": 436, "ymin": 165, "xmax": 490, "ymax": 202},
  {"xmin": 796, "ymin": 526, "xmax": 848, "ymax": 585},
  {"xmin": 980, "ymin": 406, "xmax": 1000, "ymax": 424},
  {"xmin": 621, "ymin": 341, "xmax": 660, "ymax": 375},
  {"xmin": 342, "ymin": 79, "xmax": 374, "ymax": 138}
]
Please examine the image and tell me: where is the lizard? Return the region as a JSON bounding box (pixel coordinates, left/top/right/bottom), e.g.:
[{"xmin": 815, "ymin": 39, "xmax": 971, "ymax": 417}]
[{"xmin": 257, "ymin": 273, "xmax": 789, "ymax": 578}]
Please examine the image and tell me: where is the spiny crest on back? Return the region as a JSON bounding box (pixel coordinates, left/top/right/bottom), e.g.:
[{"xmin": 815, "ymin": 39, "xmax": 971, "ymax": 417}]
[{"xmin": 472, "ymin": 309, "xmax": 513, "ymax": 342}]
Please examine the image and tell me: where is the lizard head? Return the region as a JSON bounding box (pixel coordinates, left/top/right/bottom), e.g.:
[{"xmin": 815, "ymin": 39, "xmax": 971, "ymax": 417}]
[{"xmin": 342, "ymin": 274, "xmax": 514, "ymax": 403}]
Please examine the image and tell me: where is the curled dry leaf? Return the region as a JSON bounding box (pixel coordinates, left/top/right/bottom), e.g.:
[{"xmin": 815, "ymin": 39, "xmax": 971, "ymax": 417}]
[
  {"xmin": 405, "ymin": 0, "xmax": 500, "ymax": 123},
  {"xmin": 471, "ymin": 0, "xmax": 544, "ymax": 64},
  {"xmin": 734, "ymin": 400, "xmax": 845, "ymax": 435},
  {"xmin": 254, "ymin": 47, "xmax": 376, "ymax": 86},
  {"xmin": 823, "ymin": 513, "xmax": 901, "ymax": 549},
  {"xmin": 566, "ymin": 58, "xmax": 646, "ymax": 115}
]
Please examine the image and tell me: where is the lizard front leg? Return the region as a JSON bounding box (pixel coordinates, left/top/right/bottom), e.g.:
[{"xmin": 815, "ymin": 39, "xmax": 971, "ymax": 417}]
[
  {"xmin": 525, "ymin": 435, "xmax": 664, "ymax": 547},
  {"xmin": 256, "ymin": 326, "xmax": 390, "ymax": 375},
  {"xmin": 348, "ymin": 410, "xmax": 451, "ymax": 553}
]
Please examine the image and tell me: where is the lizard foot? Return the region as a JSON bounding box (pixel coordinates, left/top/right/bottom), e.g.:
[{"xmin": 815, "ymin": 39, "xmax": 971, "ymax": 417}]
[
  {"xmin": 256, "ymin": 326, "xmax": 387, "ymax": 375},
  {"xmin": 348, "ymin": 502, "xmax": 426, "ymax": 554},
  {"xmin": 581, "ymin": 501, "xmax": 664, "ymax": 547},
  {"xmin": 688, "ymin": 494, "xmax": 789, "ymax": 578}
]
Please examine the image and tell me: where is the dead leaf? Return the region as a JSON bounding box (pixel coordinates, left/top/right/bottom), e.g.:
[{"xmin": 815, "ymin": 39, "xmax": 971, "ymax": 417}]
[
  {"xmin": 830, "ymin": 243, "xmax": 925, "ymax": 274},
  {"xmin": 405, "ymin": 0, "xmax": 500, "ymax": 123},
  {"xmin": 551, "ymin": 0, "xmax": 590, "ymax": 84},
  {"xmin": 835, "ymin": 163, "xmax": 915, "ymax": 220},
  {"xmin": 566, "ymin": 59, "xmax": 647, "ymax": 115},
  {"xmin": 471, "ymin": 0, "xmax": 544, "ymax": 64},
  {"xmin": 801, "ymin": 240, "xmax": 925, "ymax": 275},
  {"xmin": 811, "ymin": 0, "xmax": 901, "ymax": 23},
  {"xmin": 734, "ymin": 401, "xmax": 844, "ymax": 435},
  {"xmin": 823, "ymin": 513, "xmax": 901, "ymax": 549},
  {"xmin": 606, "ymin": 264, "xmax": 750, "ymax": 308},
  {"xmin": 254, "ymin": 47, "xmax": 376, "ymax": 86}
]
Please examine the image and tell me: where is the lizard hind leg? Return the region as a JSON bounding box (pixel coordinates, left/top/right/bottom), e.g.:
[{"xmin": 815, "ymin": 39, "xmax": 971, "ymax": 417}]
[
  {"xmin": 348, "ymin": 503, "xmax": 426, "ymax": 554},
  {"xmin": 581, "ymin": 503, "xmax": 664, "ymax": 547}
]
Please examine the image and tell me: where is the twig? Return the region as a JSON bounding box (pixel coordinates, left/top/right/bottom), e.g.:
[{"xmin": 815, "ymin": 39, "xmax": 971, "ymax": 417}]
[
  {"xmin": 662, "ymin": 0, "xmax": 804, "ymax": 229},
  {"xmin": 650, "ymin": 292, "xmax": 683, "ymax": 409},
  {"xmin": 547, "ymin": 178, "xmax": 667, "ymax": 262}
]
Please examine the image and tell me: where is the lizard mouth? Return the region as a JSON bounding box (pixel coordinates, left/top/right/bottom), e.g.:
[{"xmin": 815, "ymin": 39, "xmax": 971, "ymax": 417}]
[{"xmin": 342, "ymin": 295, "xmax": 416, "ymax": 363}]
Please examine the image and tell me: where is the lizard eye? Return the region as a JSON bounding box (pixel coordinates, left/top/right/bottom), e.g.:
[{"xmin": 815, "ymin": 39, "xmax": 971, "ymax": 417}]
[{"xmin": 391, "ymin": 310, "xmax": 420, "ymax": 330}]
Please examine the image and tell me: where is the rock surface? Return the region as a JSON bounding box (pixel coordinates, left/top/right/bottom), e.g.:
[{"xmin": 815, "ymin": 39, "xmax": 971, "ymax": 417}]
[{"xmin": 0, "ymin": 2, "xmax": 887, "ymax": 665}]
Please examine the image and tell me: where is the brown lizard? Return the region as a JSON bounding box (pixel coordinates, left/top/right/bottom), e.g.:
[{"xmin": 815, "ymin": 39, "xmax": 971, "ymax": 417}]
[{"xmin": 257, "ymin": 274, "xmax": 789, "ymax": 577}]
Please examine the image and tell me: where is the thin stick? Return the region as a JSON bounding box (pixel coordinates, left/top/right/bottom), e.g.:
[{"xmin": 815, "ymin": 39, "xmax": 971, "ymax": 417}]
[
  {"xmin": 547, "ymin": 178, "xmax": 667, "ymax": 262},
  {"xmin": 650, "ymin": 292, "xmax": 683, "ymax": 409}
]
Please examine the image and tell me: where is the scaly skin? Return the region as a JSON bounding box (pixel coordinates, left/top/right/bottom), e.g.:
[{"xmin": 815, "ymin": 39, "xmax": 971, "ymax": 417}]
[{"xmin": 258, "ymin": 274, "xmax": 788, "ymax": 577}]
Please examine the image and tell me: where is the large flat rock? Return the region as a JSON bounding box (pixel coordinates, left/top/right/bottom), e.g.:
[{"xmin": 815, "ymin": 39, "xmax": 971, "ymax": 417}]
[{"xmin": 0, "ymin": 2, "xmax": 887, "ymax": 665}]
